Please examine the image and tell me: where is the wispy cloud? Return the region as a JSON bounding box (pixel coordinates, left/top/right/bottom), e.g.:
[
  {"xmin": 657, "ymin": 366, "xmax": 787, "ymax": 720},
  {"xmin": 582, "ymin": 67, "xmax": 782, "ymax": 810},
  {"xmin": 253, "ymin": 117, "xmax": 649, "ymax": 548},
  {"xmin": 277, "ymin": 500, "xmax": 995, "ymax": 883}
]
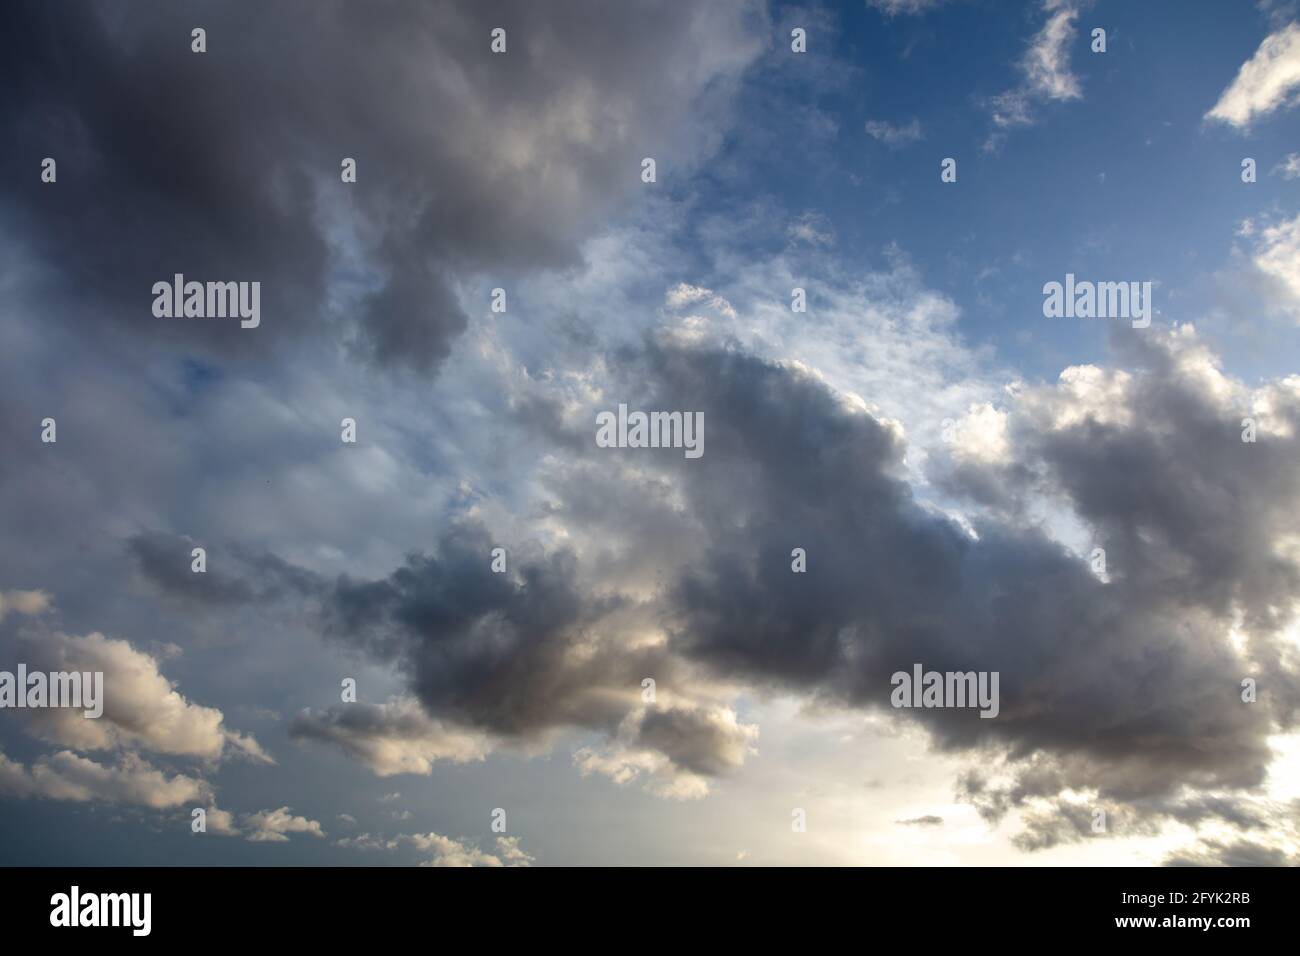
[
  {"xmin": 1273, "ymin": 152, "xmax": 1300, "ymax": 178},
  {"xmin": 865, "ymin": 117, "xmax": 925, "ymax": 146},
  {"xmin": 866, "ymin": 0, "xmax": 946, "ymax": 18},
  {"xmin": 985, "ymin": 0, "xmax": 1085, "ymax": 147}
]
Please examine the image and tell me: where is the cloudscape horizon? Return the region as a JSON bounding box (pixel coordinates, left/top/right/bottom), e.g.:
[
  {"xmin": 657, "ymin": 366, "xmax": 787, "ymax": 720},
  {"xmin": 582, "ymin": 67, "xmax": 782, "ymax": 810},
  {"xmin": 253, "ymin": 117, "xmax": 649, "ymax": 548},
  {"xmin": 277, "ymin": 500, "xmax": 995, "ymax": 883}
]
[{"xmin": 3, "ymin": 0, "xmax": 1300, "ymax": 871}]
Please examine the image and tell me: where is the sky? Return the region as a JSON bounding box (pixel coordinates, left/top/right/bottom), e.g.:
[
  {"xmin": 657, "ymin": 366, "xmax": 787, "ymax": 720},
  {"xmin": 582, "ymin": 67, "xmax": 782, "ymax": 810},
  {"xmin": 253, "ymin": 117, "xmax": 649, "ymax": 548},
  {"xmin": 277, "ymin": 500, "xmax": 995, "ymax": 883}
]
[{"xmin": 2, "ymin": 0, "xmax": 1300, "ymax": 867}]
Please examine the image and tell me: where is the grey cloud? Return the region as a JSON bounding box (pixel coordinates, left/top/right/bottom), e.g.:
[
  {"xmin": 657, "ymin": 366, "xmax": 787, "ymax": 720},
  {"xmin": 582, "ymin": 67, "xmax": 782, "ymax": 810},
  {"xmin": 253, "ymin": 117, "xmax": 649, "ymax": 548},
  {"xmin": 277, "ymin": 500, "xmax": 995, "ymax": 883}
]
[
  {"xmin": 1162, "ymin": 795, "xmax": 1270, "ymax": 831},
  {"xmin": 1164, "ymin": 840, "xmax": 1295, "ymax": 867},
  {"xmin": 322, "ymin": 522, "xmax": 639, "ymax": 738},
  {"xmin": 633, "ymin": 705, "xmax": 756, "ymax": 777},
  {"xmin": 289, "ymin": 699, "xmax": 491, "ymax": 776},
  {"xmin": 0, "ymin": 0, "xmax": 764, "ymax": 374},
  {"xmin": 1008, "ymin": 800, "xmax": 1156, "ymax": 852},
  {"xmin": 127, "ymin": 530, "xmax": 321, "ymax": 609},
  {"xmin": 308, "ymin": 524, "xmax": 758, "ymax": 791}
]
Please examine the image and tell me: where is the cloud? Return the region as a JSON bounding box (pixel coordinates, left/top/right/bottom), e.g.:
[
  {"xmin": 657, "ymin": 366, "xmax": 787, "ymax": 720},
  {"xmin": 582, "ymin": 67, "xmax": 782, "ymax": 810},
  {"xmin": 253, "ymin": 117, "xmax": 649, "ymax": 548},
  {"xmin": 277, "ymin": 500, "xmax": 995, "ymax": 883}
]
[
  {"xmin": 1272, "ymin": 153, "xmax": 1300, "ymax": 178},
  {"xmin": 309, "ymin": 517, "xmax": 764, "ymax": 795},
  {"xmin": 0, "ymin": 749, "xmax": 207, "ymax": 809},
  {"xmin": 1248, "ymin": 211, "xmax": 1300, "ymax": 311},
  {"xmin": 927, "ymin": 327, "xmax": 1300, "ymax": 834},
  {"xmin": 596, "ymin": 330, "xmax": 1297, "ymax": 842},
  {"xmin": 405, "ymin": 832, "xmax": 534, "ymax": 867},
  {"xmin": 241, "ymin": 806, "xmax": 326, "ymax": 843},
  {"xmin": 0, "ymin": 589, "xmax": 50, "ymax": 623},
  {"xmin": 1164, "ymin": 839, "xmax": 1295, "ymax": 866},
  {"xmin": 1021, "ymin": 1, "xmax": 1085, "ymax": 102},
  {"xmin": 336, "ymin": 832, "xmax": 399, "ymax": 851},
  {"xmin": 127, "ymin": 532, "xmax": 321, "ymax": 609},
  {"xmin": 864, "ymin": 118, "xmax": 925, "ymax": 146},
  {"xmin": 289, "ymin": 698, "xmax": 491, "ymax": 776},
  {"xmin": 866, "ymin": 0, "xmax": 946, "ymax": 15},
  {"xmin": 896, "ymin": 815, "xmax": 944, "ymax": 826},
  {"xmin": 573, "ymin": 702, "xmax": 759, "ymax": 800},
  {"xmin": 281, "ymin": 529, "xmax": 758, "ymax": 794},
  {"xmin": 0, "ymin": 594, "xmax": 278, "ymax": 829},
  {"xmin": 127, "ymin": 479, "xmax": 761, "ymax": 797},
  {"xmin": 186, "ymin": 804, "xmax": 325, "ymax": 842},
  {"xmin": 1206, "ymin": 22, "xmax": 1300, "ymax": 128},
  {"xmin": 0, "ymin": 0, "xmax": 764, "ymax": 375},
  {"xmin": 634, "ymin": 705, "xmax": 758, "ymax": 777},
  {"xmin": 1160, "ymin": 795, "xmax": 1300, "ymax": 867},
  {"xmin": 985, "ymin": 1, "xmax": 1084, "ymax": 142},
  {"xmin": 335, "ymin": 830, "xmax": 531, "ymax": 864},
  {"xmin": 665, "ymin": 283, "xmax": 738, "ymax": 320},
  {"xmin": 6, "ymin": 627, "xmax": 270, "ymax": 764},
  {"xmin": 201, "ymin": 806, "xmax": 240, "ymax": 836},
  {"xmin": 786, "ymin": 213, "xmax": 835, "ymax": 248}
]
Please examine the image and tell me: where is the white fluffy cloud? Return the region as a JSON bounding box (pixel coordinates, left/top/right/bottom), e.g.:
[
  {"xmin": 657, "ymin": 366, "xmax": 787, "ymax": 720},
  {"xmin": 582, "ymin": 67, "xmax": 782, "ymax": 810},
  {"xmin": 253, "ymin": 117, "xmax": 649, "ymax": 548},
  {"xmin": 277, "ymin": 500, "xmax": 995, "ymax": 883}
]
[
  {"xmin": 1206, "ymin": 22, "xmax": 1300, "ymax": 127},
  {"xmin": 1250, "ymin": 211, "xmax": 1300, "ymax": 311}
]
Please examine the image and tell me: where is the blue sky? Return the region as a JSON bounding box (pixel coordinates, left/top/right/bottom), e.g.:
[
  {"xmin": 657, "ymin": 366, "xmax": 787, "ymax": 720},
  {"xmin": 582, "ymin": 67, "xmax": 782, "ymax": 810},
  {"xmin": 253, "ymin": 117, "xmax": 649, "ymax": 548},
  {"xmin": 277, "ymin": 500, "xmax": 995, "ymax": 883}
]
[{"xmin": 690, "ymin": 1, "xmax": 1300, "ymax": 384}]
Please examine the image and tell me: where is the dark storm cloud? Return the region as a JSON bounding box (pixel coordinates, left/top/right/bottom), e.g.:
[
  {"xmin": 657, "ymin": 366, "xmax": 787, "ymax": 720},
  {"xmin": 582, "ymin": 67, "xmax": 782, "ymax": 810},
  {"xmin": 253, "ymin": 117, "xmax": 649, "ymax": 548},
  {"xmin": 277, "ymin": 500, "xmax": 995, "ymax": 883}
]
[
  {"xmin": 0, "ymin": 0, "xmax": 764, "ymax": 372},
  {"xmin": 613, "ymin": 341, "xmax": 1276, "ymax": 796},
  {"xmin": 323, "ymin": 522, "xmax": 637, "ymax": 738}
]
